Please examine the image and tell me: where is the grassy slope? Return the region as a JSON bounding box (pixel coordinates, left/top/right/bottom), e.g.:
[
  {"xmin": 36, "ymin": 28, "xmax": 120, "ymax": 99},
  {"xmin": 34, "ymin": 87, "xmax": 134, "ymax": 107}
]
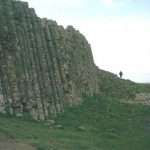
[
  {"xmin": 0, "ymin": 69, "xmax": 150, "ymax": 150},
  {"xmin": 97, "ymin": 68, "xmax": 150, "ymax": 98}
]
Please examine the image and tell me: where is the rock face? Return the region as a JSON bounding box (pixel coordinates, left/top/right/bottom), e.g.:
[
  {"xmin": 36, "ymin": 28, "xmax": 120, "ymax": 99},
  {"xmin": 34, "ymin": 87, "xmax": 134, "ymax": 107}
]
[{"xmin": 0, "ymin": 0, "xmax": 99, "ymax": 120}]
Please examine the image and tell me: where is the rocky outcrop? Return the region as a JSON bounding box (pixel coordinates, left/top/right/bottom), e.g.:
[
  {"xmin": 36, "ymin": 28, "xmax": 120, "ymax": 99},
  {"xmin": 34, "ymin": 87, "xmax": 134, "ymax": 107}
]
[
  {"xmin": 121, "ymin": 93, "xmax": 150, "ymax": 106},
  {"xmin": 133, "ymin": 93, "xmax": 150, "ymax": 105},
  {"xmin": 0, "ymin": 0, "xmax": 99, "ymax": 120}
]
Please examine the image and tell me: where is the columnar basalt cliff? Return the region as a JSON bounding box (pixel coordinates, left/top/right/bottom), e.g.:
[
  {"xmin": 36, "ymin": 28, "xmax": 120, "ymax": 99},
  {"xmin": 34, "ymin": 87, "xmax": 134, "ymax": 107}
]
[{"xmin": 0, "ymin": 0, "xmax": 99, "ymax": 120}]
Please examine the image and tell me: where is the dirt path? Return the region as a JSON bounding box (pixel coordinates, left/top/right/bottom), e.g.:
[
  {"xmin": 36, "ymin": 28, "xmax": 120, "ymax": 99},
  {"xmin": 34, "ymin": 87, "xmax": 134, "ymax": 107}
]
[{"xmin": 0, "ymin": 133, "xmax": 37, "ymax": 150}]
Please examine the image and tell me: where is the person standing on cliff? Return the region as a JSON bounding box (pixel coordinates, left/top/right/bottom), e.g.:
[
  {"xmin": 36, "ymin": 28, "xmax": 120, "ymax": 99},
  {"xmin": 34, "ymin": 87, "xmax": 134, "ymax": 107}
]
[{"xmin": 119, "ymin": 71, "xmax": 123, "ymax": 78}]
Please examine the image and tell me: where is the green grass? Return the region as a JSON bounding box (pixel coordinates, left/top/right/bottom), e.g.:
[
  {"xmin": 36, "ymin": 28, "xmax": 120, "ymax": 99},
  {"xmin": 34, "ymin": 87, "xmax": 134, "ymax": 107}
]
[
  {"xmin": 0, "ymin": 69, "xmax": 150, "ymax": 150},
  {"xmin": 0, "ymin": 93, "xmax": 150, "ymax": 150},
  {"xmin": 97, "ymin": 68, "xmax": 150, "ymax": 98}
]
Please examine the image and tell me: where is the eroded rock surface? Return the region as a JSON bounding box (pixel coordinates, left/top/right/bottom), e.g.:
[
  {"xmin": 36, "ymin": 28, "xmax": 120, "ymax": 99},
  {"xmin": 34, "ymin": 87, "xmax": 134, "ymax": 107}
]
[
  {"xmin": 124, "ymin": 93, "xmax": 150, "ymax": 105},
  {"xmin": 0, "ymin": 0, "xmax": 99, "ymax": 120}
]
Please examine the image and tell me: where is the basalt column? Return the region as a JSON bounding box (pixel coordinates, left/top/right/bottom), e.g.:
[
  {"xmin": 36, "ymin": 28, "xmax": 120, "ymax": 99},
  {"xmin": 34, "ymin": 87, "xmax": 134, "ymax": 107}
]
[{"xmin": 0, "ymin": 0, "xmax": 99, "ymax": 120}]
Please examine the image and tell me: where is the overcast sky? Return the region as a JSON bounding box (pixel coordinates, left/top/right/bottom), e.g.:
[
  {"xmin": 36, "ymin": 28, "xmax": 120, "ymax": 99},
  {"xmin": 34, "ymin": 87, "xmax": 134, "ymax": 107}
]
[{"xmin": 24, "ymin": 0, "xmax": 150, "ymax": 83}]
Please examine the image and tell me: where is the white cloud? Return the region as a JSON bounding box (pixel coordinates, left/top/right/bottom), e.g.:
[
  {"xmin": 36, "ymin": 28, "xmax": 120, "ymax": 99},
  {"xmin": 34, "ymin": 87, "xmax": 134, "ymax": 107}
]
[
  {"xmin": 101, "ymin": 0, "xmax": 130, "ymax": 7},
  {"xmin": 26, "ymin": 0, "xmax": 86, "ymax": 8},
  {"xmin": 25, "ymin": 0, "xmax": 88, "ymax": 22},
  {"xmin": 101, "ymin": 0, "xmax": 112, "ymax": 7},
  {"xmin": 51, "ymin": 0, "xmax": 86, "ymax": 6}
]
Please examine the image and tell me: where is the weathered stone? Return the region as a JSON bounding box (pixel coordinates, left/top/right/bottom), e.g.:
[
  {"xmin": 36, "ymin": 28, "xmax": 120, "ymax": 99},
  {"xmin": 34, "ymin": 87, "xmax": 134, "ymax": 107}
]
[
  {"xmin": 78, "ymin": 125, "xmax": 86, "ymax": 131},
  {"xmin": 47, "ymin": 119, "xmax": 55, "ymax": 125},
  {"xmin": 55, "ymin": 125, "xmax": 64, "ymax": 129},
  {"xmin": 0, "ymin": 0, "xmax": 99, "ymax": 120},
  {"xmin": 30, "ymin": 108, "xmax": 38, "ymax": 120},
  {"xmin": 0, "ymin": 94, "xmax": 6, "ymax": 114},
  {"xmin": 44, "ymin": 119, "xmax": 55, "ymax": 126}
]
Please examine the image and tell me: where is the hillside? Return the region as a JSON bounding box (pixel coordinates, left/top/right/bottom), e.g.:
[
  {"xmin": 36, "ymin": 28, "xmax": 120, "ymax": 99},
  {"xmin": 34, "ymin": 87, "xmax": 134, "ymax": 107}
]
[
  {"xmin": 0, "ymin": 69, "xmax": 150, "ymax": 150},
  {"xmin": 97, "ymin": 68, "xmax": 150, "ymax": 98}
]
